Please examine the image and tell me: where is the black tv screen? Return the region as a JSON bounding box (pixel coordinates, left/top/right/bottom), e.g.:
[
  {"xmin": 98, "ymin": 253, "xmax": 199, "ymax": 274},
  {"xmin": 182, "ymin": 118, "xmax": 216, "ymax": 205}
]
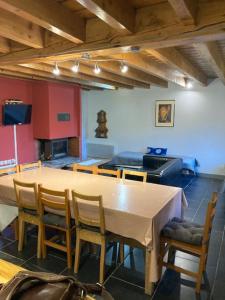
[{"xmin": 3, "ymin": 104, "xmax": 32, "ymax": 125}]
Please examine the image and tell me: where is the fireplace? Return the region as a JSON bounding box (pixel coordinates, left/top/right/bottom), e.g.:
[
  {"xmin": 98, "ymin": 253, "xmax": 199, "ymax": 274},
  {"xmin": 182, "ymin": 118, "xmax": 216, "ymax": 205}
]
[
  {"xmin": 40, "ymin": 139, "xmax": 68, "ymax": 160},
  {"xmin": 39, "ymin": 137, "xmax": 80, "ymax": 161}
]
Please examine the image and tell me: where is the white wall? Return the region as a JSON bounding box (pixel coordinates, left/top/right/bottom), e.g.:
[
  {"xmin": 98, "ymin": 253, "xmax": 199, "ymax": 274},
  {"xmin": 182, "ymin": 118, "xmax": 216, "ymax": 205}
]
[{"xmin": 82, "ymin": 80, "xmax": 225, "ymax": 175}]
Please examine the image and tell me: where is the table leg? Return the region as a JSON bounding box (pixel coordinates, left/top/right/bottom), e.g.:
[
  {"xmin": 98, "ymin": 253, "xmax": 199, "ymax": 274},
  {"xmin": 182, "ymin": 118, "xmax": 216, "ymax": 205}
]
[{"xmin": 145, "ymin": 248, "xmax": 154, "ymax": 295}]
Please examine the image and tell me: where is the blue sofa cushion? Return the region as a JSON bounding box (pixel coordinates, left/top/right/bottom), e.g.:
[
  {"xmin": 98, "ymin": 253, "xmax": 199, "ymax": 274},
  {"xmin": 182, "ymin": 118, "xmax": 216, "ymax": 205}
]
[
  {"xmin": 161, "ymin": 217, "xmax": 204, "ymax": 246},
  {"xmin": 147, "ymin": 147, "xmax": 167, "ymax": 155}
]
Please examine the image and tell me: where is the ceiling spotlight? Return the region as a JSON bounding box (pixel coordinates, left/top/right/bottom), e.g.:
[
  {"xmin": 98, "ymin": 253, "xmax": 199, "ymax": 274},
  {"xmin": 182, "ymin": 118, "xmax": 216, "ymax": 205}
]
[
  {"xmin": 186, "ymin": 81, "xmax": 193, "ymax": 89},
  {"xmin": 52, "ymin": 63, "xmax": 60, "ymax": 76},
  {"xmin": 94, "ymin": 63, "xmax": 101, "ymax": 74},
  {"xmin": 120, "ymin": 62, "xmax": 128, "ymax": 73},
  {"xmin": 71, "ymin": 61, "xmax": 79, "ymax": 73}
]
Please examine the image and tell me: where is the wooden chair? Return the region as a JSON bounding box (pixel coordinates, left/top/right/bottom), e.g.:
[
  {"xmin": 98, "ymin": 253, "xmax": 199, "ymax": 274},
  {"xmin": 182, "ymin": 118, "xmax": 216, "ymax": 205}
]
[
  {"xmin": 122, "ymin": 169, "xmax": 147, "ymax": 182},
  {"xmin": 13, "ymin": 179, "xmax": 41, "ymax": 258},
  {"xmin": 72, "ymin": 163, "xmax": 97, "ymax": 174},
  {"xmin": 38, "ymin": 185, "xmax": 74, "ymax": 268},
  {"xmin": 96, "ymin": 168, "xmax": 121, "ymax": 178},
  {"xmin": 72, "ymin": 191, "xmax": 110, "ymax": 284},
  {"xmin": 0, "ymin": 165, "xmax": 19, "ymax": 176},
  {"xmin": 158, "ymin": 192, "xmax": 218, "ymax": 293},
  {"xmin": 19, "ymin": 160, "xmax": 41, "ymax": 172}
]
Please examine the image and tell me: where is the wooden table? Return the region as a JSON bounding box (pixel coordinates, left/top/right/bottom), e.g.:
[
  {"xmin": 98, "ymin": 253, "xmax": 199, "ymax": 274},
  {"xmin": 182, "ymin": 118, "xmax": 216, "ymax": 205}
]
[
  {"xmin": 0, "ymin": 167, "xmax": 186, "ymax": 295},
  {"xmin": 0, "ymin": 259, "xmax": 24, "ymax": 284}
]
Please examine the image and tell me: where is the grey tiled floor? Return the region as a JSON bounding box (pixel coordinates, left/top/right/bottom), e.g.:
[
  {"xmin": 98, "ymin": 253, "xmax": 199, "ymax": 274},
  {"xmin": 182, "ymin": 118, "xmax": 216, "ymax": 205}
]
[{"xmin": 0, "ymin": 176, "xmax": 224, "ymax": 299}]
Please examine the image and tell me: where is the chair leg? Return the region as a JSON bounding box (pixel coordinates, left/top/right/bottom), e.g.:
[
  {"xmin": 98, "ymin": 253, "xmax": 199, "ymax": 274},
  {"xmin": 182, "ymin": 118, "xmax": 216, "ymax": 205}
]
[
  {"xmin": 99, "ymin": 239, "xmax": 106, "ymax": 284},
  {"xmin": 196, "ymin": 254, "xmax": 206, "ymax": 293},
  {"xmin": 41, "ymin": 224, "xmax": 47, "ymax": 258},
  {"xmin": 12, "ymin": 218, "xmax": 19, "ymax": 241},
  {"xmin": 18, "ymin": 219, "xmax": 25, "ymax": 252},
  {"xmin": 168, "ymin": 246, "xmax": 176, "ymax": 264},
  {"xmin": 37, "ymin": 224, "xmax": 42, "ymax": 259},
  {"xmin": 158, "ymin": 240, "xmax": 165, "ymax": 279},
  {"xmin": 74, "ymin": 235, "xmax": 81, "ymax": 274},
  {"xmin": 119, "ymin": 242, "xmax": 124, "ymax": 263},
  {"xmin": 66, "ymin": 229, "xmax": 72, "ymax": 269}
]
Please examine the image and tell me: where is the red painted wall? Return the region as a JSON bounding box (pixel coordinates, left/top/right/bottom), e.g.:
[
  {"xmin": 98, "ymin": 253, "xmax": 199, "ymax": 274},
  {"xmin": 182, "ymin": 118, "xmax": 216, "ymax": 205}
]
[
  {"xmin": 0, "ymin": 77, "xmax": 81, "ymax": 164},
  {"xmin": 0, "ymin": 77, "xmax": 36, "ymax": 164},
  {"xmin": 33, "ymin": 81, "xmax": 81, "ymax": 140}
]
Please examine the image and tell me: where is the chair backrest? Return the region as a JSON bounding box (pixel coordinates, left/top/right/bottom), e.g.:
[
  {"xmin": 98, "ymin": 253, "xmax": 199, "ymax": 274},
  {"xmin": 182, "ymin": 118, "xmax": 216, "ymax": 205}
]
[
  {"xmin": 13, "ymin": 179, "xmax": 38, "ymax": 211},
  {"xmin": 0, "ymin": 166, "xmax": 19, "ymax": 176},
  {"xmin": 202, "ymin": 192, "xmax": 218, "ymax": 247},
  {"xmin": 96, "ymin": 168, "xmax": 121, "ymax": 178},
  {"xmin": 38, "ymin": 185, "xmax": 70, "ymax": 228},
  {"xmin": 19, "ymin": 161, "xmax": 41, "ymax": 172},
  {"xmin": 72, "ymin": 163, "xmax": 97, "ymax": 174},
  {"xmin": 72, "ymin": 191, "xmax": 105, "ymax": 235},
  {"xmin": 122, "ymin": 169, "xmax": 147, "ymax": 182}
]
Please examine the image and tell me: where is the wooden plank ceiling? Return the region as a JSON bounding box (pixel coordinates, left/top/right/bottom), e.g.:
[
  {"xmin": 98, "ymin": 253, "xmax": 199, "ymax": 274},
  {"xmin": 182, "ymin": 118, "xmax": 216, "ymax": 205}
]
[{"xmin": 0, "ymin": 0, "xmax": 224, "ymax": 90}]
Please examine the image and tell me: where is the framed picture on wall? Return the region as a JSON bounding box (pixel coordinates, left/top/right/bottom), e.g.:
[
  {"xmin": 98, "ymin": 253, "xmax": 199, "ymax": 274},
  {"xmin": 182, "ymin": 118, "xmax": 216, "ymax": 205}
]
[{"xmin": 155, "ymin": 100, "xmax": 175, "ymax": 127}]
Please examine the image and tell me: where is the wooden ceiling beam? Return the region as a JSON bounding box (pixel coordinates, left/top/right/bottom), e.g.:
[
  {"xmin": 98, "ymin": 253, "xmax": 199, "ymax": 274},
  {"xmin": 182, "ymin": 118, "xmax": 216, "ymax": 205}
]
[
  {"xmin": 0, "ymin": 0, "xmax": 85, "ymax": 43},
  {"xmin": 20, "ymin": 63, "xmax": 133, "ymax": 89},
  {"xmin": 0, "ymin": 65, "xmax": 110, "ymax": 90},
  {"xmin": 0, "ymin": 0, "xmax": 224, "ymax": 64},
  {"xmin": 0, "ymin": 9, "xmax": 44, "ymax": 48},
  {"xmin": 146, "ymin": 48, "xmax": 208, "ymax": 86},
  {"xmin": 168, "ymin": 0, "xmax": 198, "ymax": 24},
  {"xmin": 86, "ymin": 59, "xmax": 168, "ymax": 87},
  {"xmin": 111, "ymin": 53, "xmax": 186, "ymax": 87},
  {"xmin": 45, "ymin": 61, "xmax": 147, "ymax": 88},
  {"xmin": 195, "ymin": 42, "xmax": 225, "ymax": 85},
  {"xmin": 0, "ymin": 37, "xmax": 10, "ymax": 53},
  {"xmin": 75, "ymin": 0, "xmax": 135, "ymax": 33}
]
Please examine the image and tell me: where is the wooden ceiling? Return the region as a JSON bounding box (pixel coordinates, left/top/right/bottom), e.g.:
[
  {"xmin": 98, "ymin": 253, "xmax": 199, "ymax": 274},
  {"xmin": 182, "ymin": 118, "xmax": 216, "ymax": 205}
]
[{"xmin": 0, "ymin": 0, "xmax": 224, "ymax": 90}]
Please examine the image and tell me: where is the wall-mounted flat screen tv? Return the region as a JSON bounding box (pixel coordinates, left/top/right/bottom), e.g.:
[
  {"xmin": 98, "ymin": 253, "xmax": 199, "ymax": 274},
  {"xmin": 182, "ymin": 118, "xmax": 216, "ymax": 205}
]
[{"xmin": 3, "ymin": 104, "xmax": 32, "ymax": 125}]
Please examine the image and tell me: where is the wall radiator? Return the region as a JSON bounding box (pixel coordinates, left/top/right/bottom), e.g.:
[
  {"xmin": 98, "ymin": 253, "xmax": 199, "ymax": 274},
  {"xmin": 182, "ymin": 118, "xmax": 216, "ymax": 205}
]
[{"xmin": 87, "ymin": 143, "xmax": 115, "ymax": 159}]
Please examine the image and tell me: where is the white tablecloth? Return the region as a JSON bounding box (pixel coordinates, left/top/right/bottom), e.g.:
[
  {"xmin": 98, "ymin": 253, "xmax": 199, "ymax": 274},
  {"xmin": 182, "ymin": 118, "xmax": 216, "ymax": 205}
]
[{"xmin": 0, "ymin": 167, "xmax": 186, "ymax": 282}]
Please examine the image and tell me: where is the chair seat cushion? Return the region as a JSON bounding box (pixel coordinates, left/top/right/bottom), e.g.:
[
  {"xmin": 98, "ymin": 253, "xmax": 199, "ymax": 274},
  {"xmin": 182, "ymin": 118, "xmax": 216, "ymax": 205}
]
[
  {"xmin": 42, "ymin": 213, "xmax": 74, "ymax": 228},
  {"xmin": 22, "ymin": 208, "xmax": 38, "ymax": 216},
  {"xmin": 161, "ymin": 217, "xmax": 204, "ymax": 246}
]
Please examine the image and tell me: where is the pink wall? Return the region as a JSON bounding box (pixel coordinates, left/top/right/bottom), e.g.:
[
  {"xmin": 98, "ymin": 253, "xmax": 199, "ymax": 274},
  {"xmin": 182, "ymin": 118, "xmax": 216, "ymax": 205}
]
[
  {"xmin": 0, "ymin": 77, "xmax": 36, "ymax": 164},
  {"xmin": 0, "ymin": 77, "xmax": 81, "ymax": 164},
  {"xmin": 33, "ymin": 82, "xmax": 81, "ymax": 140}
]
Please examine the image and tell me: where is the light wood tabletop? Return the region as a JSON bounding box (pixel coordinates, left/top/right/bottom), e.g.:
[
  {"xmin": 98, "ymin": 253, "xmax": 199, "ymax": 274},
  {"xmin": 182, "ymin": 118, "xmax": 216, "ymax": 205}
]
[{"xmin": 0, "ymin": 259, "xmax": 24, "ymax": 284}]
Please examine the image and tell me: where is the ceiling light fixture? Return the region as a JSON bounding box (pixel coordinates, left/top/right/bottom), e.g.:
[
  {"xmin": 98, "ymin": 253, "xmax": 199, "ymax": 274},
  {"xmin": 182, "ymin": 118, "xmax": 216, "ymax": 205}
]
[
  {"xmin": 71, "ymin": 61, "xmax": 79, "ymax": 73},
  {"xmin": 120, "ymin": 62, "xmax": 129, "ymax": 73},
  {"xmin": 186, "ymin": 81, "xmax": 193, "ymax": 89},
  {"xmin": 52, "ymin": 62, "xmax": 60, "ymax": 76},
  {"xmin": 94, "ymin": 63, "xmax": 101, "ymax": 74}
]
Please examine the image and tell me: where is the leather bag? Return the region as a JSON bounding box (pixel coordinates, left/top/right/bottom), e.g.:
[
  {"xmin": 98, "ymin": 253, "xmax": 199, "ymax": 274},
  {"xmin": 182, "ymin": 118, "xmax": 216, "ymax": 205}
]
[{"xmin": 0, "ymin": 271, "xmax": 113, "ymax": 300}]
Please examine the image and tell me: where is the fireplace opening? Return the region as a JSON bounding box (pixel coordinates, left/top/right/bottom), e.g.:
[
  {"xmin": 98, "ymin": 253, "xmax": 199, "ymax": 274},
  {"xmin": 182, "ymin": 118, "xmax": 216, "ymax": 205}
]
[
  {"xmin": 39, "ymin": 137, "xmax": 80, "ymax": 161},
  {"xmin": 40, "ymin": 138, "xmax": 68, "ymax": 160}
]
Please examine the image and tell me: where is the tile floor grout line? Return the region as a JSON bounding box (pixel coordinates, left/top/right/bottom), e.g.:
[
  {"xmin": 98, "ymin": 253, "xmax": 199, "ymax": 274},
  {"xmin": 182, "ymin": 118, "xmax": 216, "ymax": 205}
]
[
  {"xmin": 0, "ymin": 239, "xmax": 16, "ymax": 250},
  {"xmin": 191, "ymin": 193, "xmax": 208, "ymax": 222},
  {"xmin": 209, "ymin": 225, "xmax": 225, "ymax": 300},
  {"xmin": 0, "ymin": 249, "xmax": 25, "ymax": 264},
  {"xmin": 103, "ymin": 251, "xmax": 130, "ymax": 285},
  {"xmin": 110, "ymin": 275, "xmax": 145, "ymax": 290}
]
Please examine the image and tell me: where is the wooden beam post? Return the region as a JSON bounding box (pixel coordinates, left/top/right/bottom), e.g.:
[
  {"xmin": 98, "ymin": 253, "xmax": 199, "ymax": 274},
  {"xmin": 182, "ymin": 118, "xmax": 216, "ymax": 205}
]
[
  {"xmin": 0, "ymin": 0, "xmax": 85, "ymax": 43},
  {"xmin": 168, "ymin": 0, "xmax": 198, "ymax": 24},
  {"xmin": 0, "ymin": 9, "xmax": 44, "ymax": 48},
  {"xmin": 75, "ymin": 0, "xmax": 135, "ymax": 33},
  {"xmin": 146, "ymin": 48, "xmax": 208, "ymax": 86},
  {"xmin": 195, "ymin": 42, "xmax": 225, "ymax": 85},
  {"xmin": 112, "ymin": 53, "xmax": 186, "ymax": 87}
]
